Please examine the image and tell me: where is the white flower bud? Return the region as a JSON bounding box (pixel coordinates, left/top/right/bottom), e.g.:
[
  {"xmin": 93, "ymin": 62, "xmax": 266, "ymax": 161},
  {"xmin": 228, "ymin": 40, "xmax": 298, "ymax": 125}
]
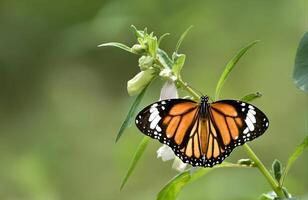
[
  {"xmin": 172, "ymin": 157, "xmax": 187, "ymax": 172},
  {"xmin": 157, "ymin": 145, "xmax": 175, "ymax": 161}
]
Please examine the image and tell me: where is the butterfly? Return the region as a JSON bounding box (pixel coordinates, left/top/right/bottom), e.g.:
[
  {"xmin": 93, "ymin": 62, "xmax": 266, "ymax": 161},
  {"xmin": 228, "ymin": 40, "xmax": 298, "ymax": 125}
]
[{"xmin": 135, "ymin": 96, "xmax": 269, "ymax": 167}]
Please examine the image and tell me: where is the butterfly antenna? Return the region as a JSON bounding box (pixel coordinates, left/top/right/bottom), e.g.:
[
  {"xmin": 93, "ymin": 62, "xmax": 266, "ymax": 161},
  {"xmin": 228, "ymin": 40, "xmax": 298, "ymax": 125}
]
[{"xmin": 185, "ymin": 84, "xmax": 204, "ymax": 98}]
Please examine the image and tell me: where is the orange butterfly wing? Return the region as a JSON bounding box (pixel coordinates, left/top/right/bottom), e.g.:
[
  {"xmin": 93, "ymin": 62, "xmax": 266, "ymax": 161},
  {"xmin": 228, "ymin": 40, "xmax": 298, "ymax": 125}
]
[
  {"xmin": 209, "ymin": 100, "xmax": 269, "ymax": 150},
  {"xmin": 136, "ymin": 99, "xmax": 199, "ymax": 148}
]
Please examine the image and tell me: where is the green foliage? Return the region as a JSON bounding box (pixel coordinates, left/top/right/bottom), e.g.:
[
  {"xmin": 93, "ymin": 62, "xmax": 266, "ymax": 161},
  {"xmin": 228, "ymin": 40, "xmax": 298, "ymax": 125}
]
[
  {"xmin": 175, "ymin": 26, "xmax": 193, "ymax": 53},
  {"xmin": 102, "ymin": 26, "xmax": 307, "ymax": 200},
  {"xmin": 157, "ymin": 162, "xmax": 246, "ymax": 200},
  {"xmin": 157, "ymin": 169, "xmax": 193, "ymax": 200},
  {"xmin": 157, "ymin": 49, "xmax": 173, "ymax": 69},
  {"xmin": 215, "ymin": 43, "xmax": 286, "ymax": 197},
  {"xmin": 293, "ymin": 32, "xmax": 308, "ymax": 92},
  {"xmin": 98, "ymin": 42, "xmax": 134, "ymax": 54},
  {"xmin": 240, "ymin": 92, "xmax": 262, "ymax": 102},
  {"xmin": 237, "ymin": 158, "xmax": 255, "ymax": 167},
  {"xmin": 131, "ymin": 25, "xmax": 146, "ymax": 38},
  {"xmin": 214, "ymin": 40, "xmax": 259, "ymax": 100},
  {"xmin": 158, "ymin": 33, "xmax": 170, "ymax": 46},
  {"xmin": 116, "ymin": 85, "xmax": 149, "ymax": 142},
  {"xmin": 172, "ymin": 53, "xmax": 186, "ymax": 78},
  {"xmin": 282, "ymin": 187, "xmax": 293, "ymax": 199},
  {"xmin": 120, "ymin": 136, "xmax": 150, "ymax": 190},
  {"xmin": 131, "ymin": 25, "xmax": 158, "ymax": 57},
  {"xmin": 280, "ymin": 136, "xmax": 308, "ymax": 185},
  {"xmin": 271, "ymin": 159, "xmax": 283, "ymax": 183}
]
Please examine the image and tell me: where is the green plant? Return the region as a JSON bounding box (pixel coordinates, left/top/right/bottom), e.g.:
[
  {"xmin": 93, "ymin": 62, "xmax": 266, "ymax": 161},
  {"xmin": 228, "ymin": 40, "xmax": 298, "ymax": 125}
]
[{"xmin": 99, "ymin": 26, "xmax": 308, "ymax": 200}]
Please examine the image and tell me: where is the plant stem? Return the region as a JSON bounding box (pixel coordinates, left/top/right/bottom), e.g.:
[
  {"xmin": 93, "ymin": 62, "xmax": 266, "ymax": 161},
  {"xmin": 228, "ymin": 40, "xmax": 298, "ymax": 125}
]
[
  {"xmin": 176, "ymin": 78, "xmax": 285, "ymax": 198},
  {"xmin": 176, "ymin": 78, "xmax": 200, "ymax": 100},
  {"xmin": 243, "ymin": 144, "xmax": 284, "ymax": 197}
]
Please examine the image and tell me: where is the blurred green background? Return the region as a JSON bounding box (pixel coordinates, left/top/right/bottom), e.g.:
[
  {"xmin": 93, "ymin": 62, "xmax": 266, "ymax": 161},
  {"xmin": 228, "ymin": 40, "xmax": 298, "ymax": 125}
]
[{"xmin": 0, "ymin": 0, "xmax": 307, "ymax": 199}]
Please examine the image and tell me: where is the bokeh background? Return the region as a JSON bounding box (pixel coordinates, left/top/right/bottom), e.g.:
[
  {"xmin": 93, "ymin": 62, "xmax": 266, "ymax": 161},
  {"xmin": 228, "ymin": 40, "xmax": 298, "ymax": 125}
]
[{"xmin": 0, "ymin": 0, "xmax": 307, "ymax": 199}]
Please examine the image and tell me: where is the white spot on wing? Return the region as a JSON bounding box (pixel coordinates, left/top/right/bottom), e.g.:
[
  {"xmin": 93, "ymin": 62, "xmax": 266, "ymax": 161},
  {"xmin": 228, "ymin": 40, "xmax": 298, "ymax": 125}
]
[
  {"xmin": 249, "ymin": 109, "xmax": 256, "ymax": 115},
  {"xmin": 243, "ymin": 127, "xmax": 249, "ymax": 134},
  {"xmin": 149, "ymin": 109, "xmax": 159, "ymax": 122},
  {"xmin": 245, "ymin": 118, "xmax": 254, "ymax": 131},
  {"xmin": 247, "ymin": 112, "xmax": 256, "ymax": 123},
  {"xmin": 150, "ymin": 116, "xmax": 161, "ymax": 129},
  {"xmin": 151, "ymin": 103, "xmax": 158, "ymax": 107}
]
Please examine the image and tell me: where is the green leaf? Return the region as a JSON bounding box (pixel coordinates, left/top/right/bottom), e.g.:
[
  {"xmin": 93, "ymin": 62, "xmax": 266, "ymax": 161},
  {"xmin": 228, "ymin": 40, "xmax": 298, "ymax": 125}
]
[
  {"xmin": 98, "ymin": 42, "xmax": 134, "ymax": 54},
  {"xmin": 214, "ymin": 40, "xmax": 260, "ymax": 100},
  {"xmin": 240, "ymin": 92, "xmax": 262, "ymax": 102},
  {"xmin": 158, "ymin": 33, "xmax": 170, "ymax": 47},
  {"xmin": 116, "ymin": 84, "xmax": 149, "ymax": 142},
  {"xmin": 131, "ymin": 25, "xmax": 145, "ymax": 38},
  {"xmin": 157, "ymin": 168, "xmax": 212, "ymax": 200},
  {"xmin": 280, "ymin": 136, "xmax": 308, "ymax": 185},
  {"xmin": 172, "ymin": 53, "xmax": 186, "ymax": 78},
  {"xmin": 281, "ymin": 187, "xmax": 292, "ymax": 199},
  {"xmin": 157, "ymin": 162, "xmax": 248, "ymax": 200},
  {"xmin": 293, "ymin": 32, "xmax": 308, "ymax": 92},
  {"xmin": 175, "ymin": 25, "xmax": 193, "ymax": 53},
  {"xmin": 157, "ymin": 169, "xmax": 192, "ymax": 200},
  {"xmin": 271, "ymin": 159, "xmax": 282, "ymax": 183},
  {"xmin": 147, "ymin": 34, "xmax": 158, "ymax": 57},
  {"xmin": 237, "ymin": 158, "xmax": 255, "ymax": 167},
  {"xmin": 120, "ymin": 136, "xmax": 150, "ymax": 190},
  {"xmin": 157, "ymin": 49, "xmax": 173, "ymax": 69}
]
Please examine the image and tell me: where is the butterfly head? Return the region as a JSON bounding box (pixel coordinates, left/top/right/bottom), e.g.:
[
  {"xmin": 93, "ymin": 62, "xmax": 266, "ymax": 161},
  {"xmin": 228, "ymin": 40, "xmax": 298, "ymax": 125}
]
[{"xmin": 200, "ymin": 95, "xmax": 209, "ymax": 103}]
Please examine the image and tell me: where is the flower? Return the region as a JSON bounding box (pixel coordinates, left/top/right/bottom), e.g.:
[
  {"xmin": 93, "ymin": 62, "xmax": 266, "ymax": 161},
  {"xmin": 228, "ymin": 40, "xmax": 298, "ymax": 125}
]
[
  {"xmin": 159, "ymin": 80, "xmax": 178, "ymax": 100},
  {"xmin": 156, "ymin": 80, "xmax": 188, "ymax": 172},
  {"xmin": 138, "ymin": 55, "xmax": 154, "ymax": 71},
  {"xmin": 127, "ymin": 68, "xmax": 156, "ymax": 96},
  {"xmin": 159, "ymin": 68, "xmax": 177, "ymax": 81},
  {"xmin": 172, "ymin": 157, "xmax": 188, "ymax": 172},
  {"xmin": 157, "ymin": 145, "xmax": 175, "ymax": 162}
]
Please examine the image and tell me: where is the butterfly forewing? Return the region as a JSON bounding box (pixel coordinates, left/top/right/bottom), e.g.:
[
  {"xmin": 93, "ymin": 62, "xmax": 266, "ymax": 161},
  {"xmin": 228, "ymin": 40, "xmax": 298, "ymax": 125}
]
[
  {"xmin": 135, "ymin": 98, "xmax": 269, "ymax": 167},
  {"xmin": 135, "ymin": 99, "xmax": 198, "ymax": 147},
  {"xmin": 209, "ymin": 100, "xmax": 269, "ymax": 150}
]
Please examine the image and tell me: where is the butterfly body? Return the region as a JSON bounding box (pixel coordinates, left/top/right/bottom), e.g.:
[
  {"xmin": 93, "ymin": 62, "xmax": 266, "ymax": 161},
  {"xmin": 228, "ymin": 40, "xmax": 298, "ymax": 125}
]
[
  {"xmin": 199, "ymin": 96, "xmax": 209, "ymax": 119},
  {"xmin": 135, "ymin": 96, "xmax": 269, "ymax": 167}
]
